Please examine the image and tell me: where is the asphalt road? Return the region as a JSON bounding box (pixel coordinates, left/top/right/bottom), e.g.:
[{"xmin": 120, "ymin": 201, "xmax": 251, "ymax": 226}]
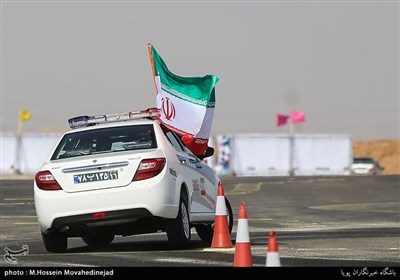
[{"xmin": 0, "ymin": 175, "xmax": 399, "ymax": 270}]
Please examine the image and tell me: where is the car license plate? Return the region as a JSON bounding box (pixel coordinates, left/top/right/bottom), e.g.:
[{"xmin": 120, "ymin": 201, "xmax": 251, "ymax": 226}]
[{"xmin": 73, "ymin": 170, "xmax": 118, "ymax": 184}]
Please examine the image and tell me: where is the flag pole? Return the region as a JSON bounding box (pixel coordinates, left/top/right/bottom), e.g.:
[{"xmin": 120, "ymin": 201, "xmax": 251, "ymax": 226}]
[
  {"xmin": 289, "ymin": 118, "xmax": 295, "ymax": 177},
  {"xmin": 147, "ymin": 43, "xmax": 158, "ymax": 94},
  {"xmin": 14, "ymin": 115, "xmax": 23, "ymax": 174}
]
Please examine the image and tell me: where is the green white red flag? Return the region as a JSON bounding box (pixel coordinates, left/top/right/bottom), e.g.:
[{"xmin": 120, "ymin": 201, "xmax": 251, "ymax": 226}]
[{"xmin": 148, "ymin": 43, "xmax": 219, "ymax": 155}]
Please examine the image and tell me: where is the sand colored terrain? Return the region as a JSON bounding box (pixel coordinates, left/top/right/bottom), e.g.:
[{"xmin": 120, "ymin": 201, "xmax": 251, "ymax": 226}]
[{"xmin": 353, "ymin": 140, "xmax": 400, "ymax": 175}]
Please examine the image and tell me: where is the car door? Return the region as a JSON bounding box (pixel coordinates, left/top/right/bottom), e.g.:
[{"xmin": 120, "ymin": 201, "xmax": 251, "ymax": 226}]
[{"xmin": 164, "ymin": 132, "xmax": 217, "ymax": 213}]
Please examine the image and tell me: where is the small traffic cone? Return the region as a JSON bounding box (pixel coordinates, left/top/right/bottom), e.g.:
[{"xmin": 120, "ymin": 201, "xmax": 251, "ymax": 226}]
[
  {"xmin": 266, "ymin": 231, "xmax": 281, "ymax": 267},
  {"xmin": 233, "ymin": 201, "xmax": 253, "ymax": 267},
  {"xmin": 211, "ymin": 182, "xmax": 232, "ymax": 248}
]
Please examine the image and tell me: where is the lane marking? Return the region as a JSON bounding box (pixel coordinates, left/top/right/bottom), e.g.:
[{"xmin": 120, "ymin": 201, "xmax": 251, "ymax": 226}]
[
  {"xmin": 297, "ymin": 248, "xmax": 348, "ymax": 251},
  {"xmin": 247, "ymin": 218, "xmax": 273, "ymax": 221},
  {"xmin": 0, "ymin": 202, "xmax": 32, "ymax": 205},
  {"xmin": 4, "ymin": 198, "xmax": 34, "ymax": 201},
  {"xmin": 1, "ymin": 216, "xmax": 37, "ymax": 219},
  {"xmin": 14, "ymin": 222, "xmax": 38, "ymax": 225},
  {"xmin": 287, "ymin": 178, "xmax": 346, "ymax": 183},
  {"xmin": 309, "ymin": 202, "xmax": 400, "ymax": 213},
  {"xmin": 202, "ymin": 247, "xmax": 235, "ymax": 252},
  {"xmin": 316, "ymin": 178, "xmax": 345, "ymax": 182},
  {"xmin": 267, "ymin": 181, "xmax": 285, "ymax": 185},
  {"xmin": 226, "ymin": 182, "xmax": 262, "ymax": 195},
  {"xmin": 288, "ymin": 179, "xmax": 315, "ymax": 183},
  {"xmin": 152, "ymin": 257, "xmax": 232, "ymax": 265}
]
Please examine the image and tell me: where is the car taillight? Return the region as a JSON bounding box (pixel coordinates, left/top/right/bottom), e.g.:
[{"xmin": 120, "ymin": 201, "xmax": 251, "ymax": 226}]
[
  {"xmin": 133, "ymin": 158, "xmax": 166, "ymax": 181},
  {"xmin": 35, "ymin": 171, "xmax": 63, "ymax": 191},
  {"xmin": 369, "ymin": 166, "xmax": 376, "ymax": 174},
  {"xmin": 92, "ymin": 212, "xmax": 108, "ymax": 219}
]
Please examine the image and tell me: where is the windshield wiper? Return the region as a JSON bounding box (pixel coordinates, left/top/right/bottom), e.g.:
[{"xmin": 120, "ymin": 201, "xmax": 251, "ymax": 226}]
[
  {"xmin": 65, "ymin": 149, "xmax": 92, "ymax": 157},
  {"xmin": 91, "ymin": 149, "xmax": 119, "ymax": 154}
]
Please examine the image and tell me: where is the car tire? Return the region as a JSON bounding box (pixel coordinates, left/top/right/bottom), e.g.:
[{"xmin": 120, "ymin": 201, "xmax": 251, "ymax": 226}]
[
  {"xmin": 81, "ymin": 233, "xmax": 115, "ymax": 247},
  {"xmin": 166, "ymin": 190, "xmax": 191, "ymax": 249},
  {"xmin": 41, "ymin": 232, "xmax": 67, "ymax": 253},
  {"xmin": 195, "ymin": 197, "xmax": 233, "ymax": 245}
]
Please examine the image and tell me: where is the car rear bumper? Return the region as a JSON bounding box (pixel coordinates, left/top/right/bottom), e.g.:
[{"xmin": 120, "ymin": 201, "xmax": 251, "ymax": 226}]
[
  {"xmin": 34, "ymin": 178, "xmax": 179, "ymax": 232},
  {"xmin": 47, "ymin": 208, "xmax": 164, "ymax": 236}
]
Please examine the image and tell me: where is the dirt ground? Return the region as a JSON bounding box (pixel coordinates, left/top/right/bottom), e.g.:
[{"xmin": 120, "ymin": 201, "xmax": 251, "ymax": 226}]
[{"xmin": 353, "ymin": 140, "xmax": 400, "ymax": 175}]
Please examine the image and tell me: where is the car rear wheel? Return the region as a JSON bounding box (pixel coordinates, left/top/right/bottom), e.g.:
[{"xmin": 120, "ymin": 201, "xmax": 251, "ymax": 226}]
[
  {"xmin": 41, "ymin": 232, "xmax": 67, "ymax": 253},
  {"xmin": 195, "ymin": 197, "xmax": 233, "ymax": 245},
  {"xmin": 81, "ymin": 233, "xmax": 115, "ymax": 247},
  {"xmin": 166, "ymin": 190, "xmax": 191, "ymax": 248}
]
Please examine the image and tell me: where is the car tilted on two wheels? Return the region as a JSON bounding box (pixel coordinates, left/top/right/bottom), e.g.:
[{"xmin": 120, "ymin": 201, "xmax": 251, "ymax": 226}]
[{"xmin": 34, "ymin": 109, "xmax": 233, "ymax": 253}]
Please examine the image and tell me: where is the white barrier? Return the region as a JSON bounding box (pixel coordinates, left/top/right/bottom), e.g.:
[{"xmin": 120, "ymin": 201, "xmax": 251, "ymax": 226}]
[
  {"xmin": 218, "ymin": 133, "xmax": 353, "ymax": 176},
  {"xmin": 1, "ymin": 133, "xmax": 353, "ymax": 176},
  {"xmin": 1, "ymin": 133, "xmax": 62, "ymax": 174}
]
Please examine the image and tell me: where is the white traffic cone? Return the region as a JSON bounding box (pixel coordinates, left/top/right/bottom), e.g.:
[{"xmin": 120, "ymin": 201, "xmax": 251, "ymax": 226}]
[
  {"xmin": 233, "ymin": 201, "xmax": 253, "ymax": 267},
  {"xmin": 211, "ymin": 182, "xmax": 232, "ymax": 248},
  {"xmin": 266, "ymin": 230, "xmax": 281, "ymax": 267}
]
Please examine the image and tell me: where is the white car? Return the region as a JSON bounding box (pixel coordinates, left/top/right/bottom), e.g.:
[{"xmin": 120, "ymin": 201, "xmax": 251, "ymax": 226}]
[
  {"xmin": 34, "ymin": 108, "xmax": 233, "ymax": 253},
  {"xmin": 351, "ymin": 157, "xmax": 384, "ymax": 175}
]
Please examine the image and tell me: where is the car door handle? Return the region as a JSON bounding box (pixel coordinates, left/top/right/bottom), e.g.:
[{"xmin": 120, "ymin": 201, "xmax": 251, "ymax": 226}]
[{"xmin": 195, "ymin": 164, "xmax": 202, "ymax": 169}]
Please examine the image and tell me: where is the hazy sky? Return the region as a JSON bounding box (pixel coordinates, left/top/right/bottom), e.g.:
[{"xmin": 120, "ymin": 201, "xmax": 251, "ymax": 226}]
[{"xmin": 1, "ymin": 0, "xmax": 399, "ymax": 141}]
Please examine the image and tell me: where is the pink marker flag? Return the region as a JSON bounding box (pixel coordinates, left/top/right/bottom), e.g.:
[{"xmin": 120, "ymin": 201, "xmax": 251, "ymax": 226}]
[
  {"xmin": 290, "ymin": 110, "xmax": 305, "ymax": 124},
  {"xmin": 276, "ymin": 114, "xmax": 289, "ymax": 126}
]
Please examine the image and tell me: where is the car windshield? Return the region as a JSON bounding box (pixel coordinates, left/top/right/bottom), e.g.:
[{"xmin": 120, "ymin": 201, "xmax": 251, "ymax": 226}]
[
  {"xmin": 353, "ymin": 158, "xmax": 375, "ymax": 164},
  {"xmin": 51, "ymin": 124, "xmax": 157, "ymax": 160}
]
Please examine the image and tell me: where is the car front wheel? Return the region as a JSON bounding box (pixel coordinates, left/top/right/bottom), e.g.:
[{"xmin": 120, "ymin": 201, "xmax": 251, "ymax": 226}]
[
  {"xmin": 166, "ymin": 190, "xmax": 191, "ymax": 249},
  {"xmin": 41, "ymin": 232, "xmax": 67, "ymax": 253}
]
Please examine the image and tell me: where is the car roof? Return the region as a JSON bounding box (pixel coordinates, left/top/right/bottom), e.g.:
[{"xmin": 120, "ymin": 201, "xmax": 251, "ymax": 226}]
[
  {"xmin": 64, "ymin": 118, "xmax": 159, "ymax": 134},
  {"xmin": 353, "ymin": 157, "xmax": 375, "ymax": 161}
]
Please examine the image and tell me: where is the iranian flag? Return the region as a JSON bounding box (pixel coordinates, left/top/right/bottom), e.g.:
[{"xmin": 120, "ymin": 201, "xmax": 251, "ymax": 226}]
[{"xmin": 148, "ymin": 43, "xmax": 219, "ymax": 156}]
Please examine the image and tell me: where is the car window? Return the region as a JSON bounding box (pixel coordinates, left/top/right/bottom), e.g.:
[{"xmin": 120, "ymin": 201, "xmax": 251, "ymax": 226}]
[
  {"xmin": 51, "ymin": 124, "xmax": 157, "ymax": 160},
  {"xmin": 353, "ymin": 158, "xmax": 377, "ymax": 165},
  {"xmin": 165, "ymin": 131, "xmax": 196, "ymax": 157},
  {"xmin": 165, "ymin": 132, "xmax": 184, "ymax": 152},
  {"xmin": 353, "ymin": 158, "xmax": 370, "ymax": 164}
]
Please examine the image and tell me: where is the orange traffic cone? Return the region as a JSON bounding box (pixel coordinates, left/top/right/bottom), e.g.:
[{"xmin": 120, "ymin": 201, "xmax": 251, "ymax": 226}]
[
  {"xmin": 211, "ymin": 182, "xmax": 232, "ymax": 248},
  {"xmin": 266, "ymin": 231, "xmax": 281, "ymax": 267},
  {"xmin": 233, "ymin": 201, "xmax": 253, "ymax": 267}
]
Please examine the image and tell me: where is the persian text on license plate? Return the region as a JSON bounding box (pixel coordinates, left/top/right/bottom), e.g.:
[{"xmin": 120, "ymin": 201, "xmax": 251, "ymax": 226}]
[{"xmin": 74, "ymin": 170, "xmax": 118, "ymax": 184}]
